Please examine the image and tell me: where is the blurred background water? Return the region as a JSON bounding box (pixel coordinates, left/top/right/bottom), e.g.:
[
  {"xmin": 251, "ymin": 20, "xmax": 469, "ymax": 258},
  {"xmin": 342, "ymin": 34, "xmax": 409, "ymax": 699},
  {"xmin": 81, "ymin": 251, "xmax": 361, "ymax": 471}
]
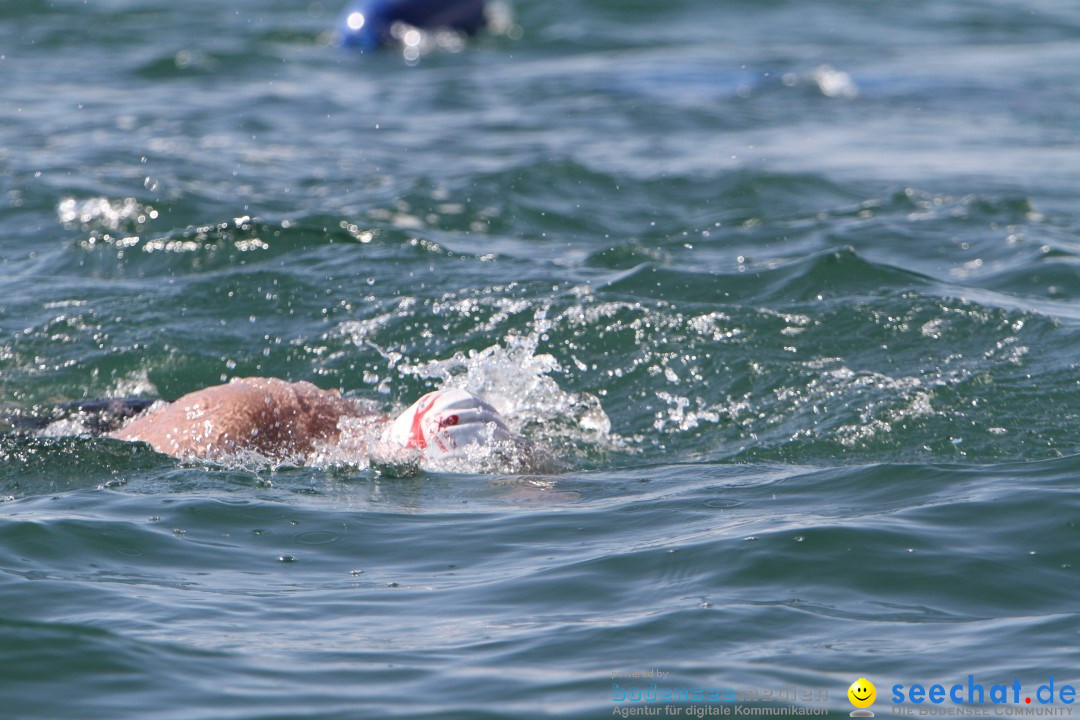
[{"xmin": 1, "ymin": 0, "xmax": 1079, "ymax": 718}]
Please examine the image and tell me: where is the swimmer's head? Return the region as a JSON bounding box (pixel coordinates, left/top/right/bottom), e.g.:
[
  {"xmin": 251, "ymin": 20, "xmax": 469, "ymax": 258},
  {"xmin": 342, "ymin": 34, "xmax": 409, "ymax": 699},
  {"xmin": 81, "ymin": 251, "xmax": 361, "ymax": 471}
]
[{"xmin": 382, "ymin": 388, "xmax": 512, "ymax": 462}]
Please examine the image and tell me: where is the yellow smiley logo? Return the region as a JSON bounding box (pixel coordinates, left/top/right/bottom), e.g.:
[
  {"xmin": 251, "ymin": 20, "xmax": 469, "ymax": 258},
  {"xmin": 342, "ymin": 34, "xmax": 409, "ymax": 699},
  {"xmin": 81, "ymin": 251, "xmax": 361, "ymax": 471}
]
[{"xmin": 848, "ymin": 678, "xmax": 877, "ymax": 709}]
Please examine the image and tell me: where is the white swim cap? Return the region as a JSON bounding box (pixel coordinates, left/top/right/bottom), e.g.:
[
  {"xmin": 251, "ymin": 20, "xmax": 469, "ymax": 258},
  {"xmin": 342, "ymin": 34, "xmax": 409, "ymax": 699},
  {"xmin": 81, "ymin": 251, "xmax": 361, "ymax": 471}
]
[{"xmin": 381, "ymin": 388, "xmax": 512, "ymax": 460}]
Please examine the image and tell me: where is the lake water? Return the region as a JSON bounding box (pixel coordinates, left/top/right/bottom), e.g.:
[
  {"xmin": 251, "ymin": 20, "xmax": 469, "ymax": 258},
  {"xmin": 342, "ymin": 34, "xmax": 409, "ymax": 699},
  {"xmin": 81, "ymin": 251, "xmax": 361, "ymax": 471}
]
[{"xmin": 1, "ymin": 1, "xmax": 1079, "ymax": 718}]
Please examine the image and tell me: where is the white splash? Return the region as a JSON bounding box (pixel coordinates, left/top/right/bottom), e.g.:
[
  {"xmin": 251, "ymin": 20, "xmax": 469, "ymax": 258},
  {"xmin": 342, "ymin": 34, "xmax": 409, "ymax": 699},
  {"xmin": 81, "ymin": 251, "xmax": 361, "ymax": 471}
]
[
  {"xmin": 395, "ymin": 311, "xmax": 614, "ymax": 455},
  {"xmin": 810, "ymin": 65, "xmax": 859, "ymax": 98},
  {"xmin": 57, "ymin": 196, "xmax": 158, "ymax": 232}
]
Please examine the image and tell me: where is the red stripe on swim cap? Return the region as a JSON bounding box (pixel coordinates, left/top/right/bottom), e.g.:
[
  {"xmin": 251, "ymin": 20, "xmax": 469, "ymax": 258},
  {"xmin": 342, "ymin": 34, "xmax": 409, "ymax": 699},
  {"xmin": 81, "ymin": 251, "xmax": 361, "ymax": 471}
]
[{"xmin": 405, "ymin": 392, "xmax": 441, "ymax": 449}]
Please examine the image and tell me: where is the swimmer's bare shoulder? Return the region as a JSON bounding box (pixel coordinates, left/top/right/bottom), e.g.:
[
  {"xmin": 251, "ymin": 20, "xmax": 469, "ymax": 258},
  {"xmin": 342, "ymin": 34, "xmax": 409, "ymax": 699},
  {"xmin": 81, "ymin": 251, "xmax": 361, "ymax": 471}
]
[{"xmin": 109, "ymin": 377, "xmax": 383, "ymax": 460}]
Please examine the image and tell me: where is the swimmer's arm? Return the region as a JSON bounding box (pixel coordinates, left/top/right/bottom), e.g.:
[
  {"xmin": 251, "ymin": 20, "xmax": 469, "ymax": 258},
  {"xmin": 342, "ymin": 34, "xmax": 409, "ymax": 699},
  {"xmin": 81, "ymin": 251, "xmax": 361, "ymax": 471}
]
[
  {"xmin": 109, "ymin": 382, "xmax": 279, "ymax": 458},
  {"xmin": 110, "ymin": 378, "xmax": 381, "ymax": 459}
]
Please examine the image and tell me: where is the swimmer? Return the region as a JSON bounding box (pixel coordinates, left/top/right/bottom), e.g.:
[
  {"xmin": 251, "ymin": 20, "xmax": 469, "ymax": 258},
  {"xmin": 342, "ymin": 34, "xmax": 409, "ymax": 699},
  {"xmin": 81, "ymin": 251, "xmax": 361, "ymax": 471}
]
[
  {"xmin": 0, "ymin": 378, "xmax": 537, "ymax": 473},
  {"xmin": 337, "ymin": 0, "xmax": 488, "ymax": 50},
  {"xmin": 99, "ymin": 377, "xmax": 534, "ymax": 473}
]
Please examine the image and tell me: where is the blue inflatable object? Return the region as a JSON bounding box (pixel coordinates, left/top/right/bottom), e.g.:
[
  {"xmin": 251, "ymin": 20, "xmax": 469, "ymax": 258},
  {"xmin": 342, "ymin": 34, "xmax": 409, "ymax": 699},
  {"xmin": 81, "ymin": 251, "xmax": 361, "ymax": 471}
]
[{"xmin": 337, "ymin": 0, "xmax": 488, "ymax": 50}]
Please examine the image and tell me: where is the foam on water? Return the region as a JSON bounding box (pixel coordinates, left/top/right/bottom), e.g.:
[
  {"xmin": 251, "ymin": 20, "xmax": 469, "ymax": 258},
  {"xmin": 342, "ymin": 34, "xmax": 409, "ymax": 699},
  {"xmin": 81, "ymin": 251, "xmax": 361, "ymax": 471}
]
[{"xmin": 57, "ymin": 196, "xmax": 159, "ymax": 234}]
